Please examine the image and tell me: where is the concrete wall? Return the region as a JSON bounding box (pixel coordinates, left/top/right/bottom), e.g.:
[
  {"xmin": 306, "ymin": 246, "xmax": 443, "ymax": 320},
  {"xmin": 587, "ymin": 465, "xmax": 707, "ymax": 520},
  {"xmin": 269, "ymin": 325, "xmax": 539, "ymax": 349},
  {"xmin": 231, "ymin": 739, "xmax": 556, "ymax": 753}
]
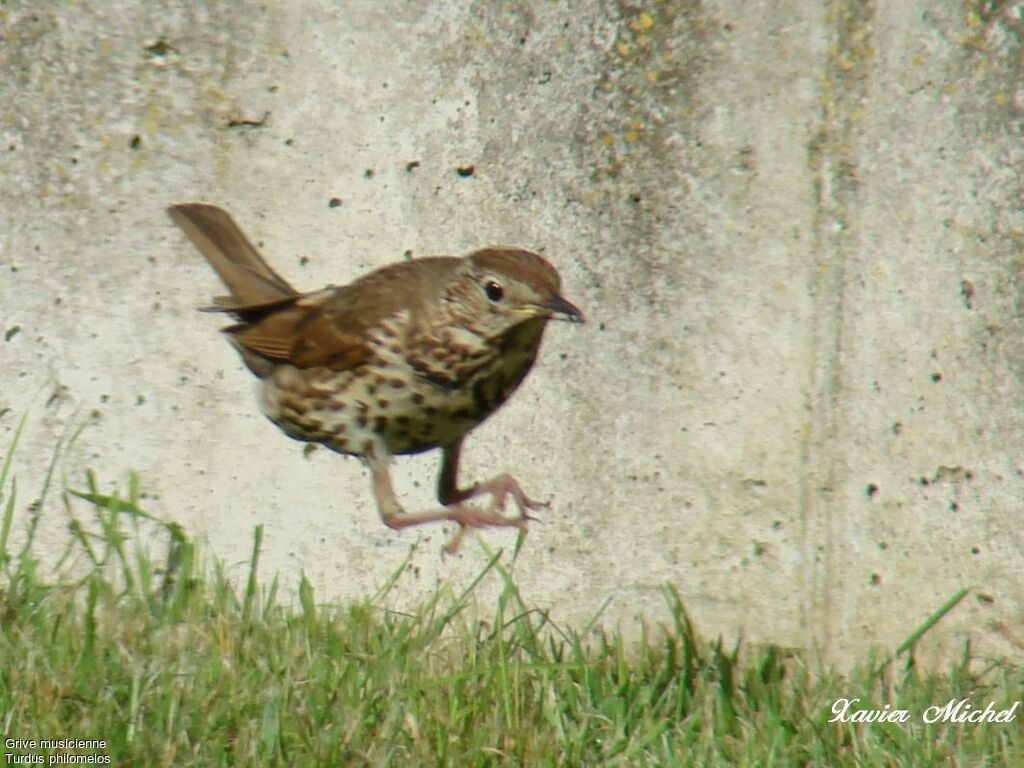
[{"xmin": 2, "ymin": 0, "xmax": 1023, "ymax": 664}]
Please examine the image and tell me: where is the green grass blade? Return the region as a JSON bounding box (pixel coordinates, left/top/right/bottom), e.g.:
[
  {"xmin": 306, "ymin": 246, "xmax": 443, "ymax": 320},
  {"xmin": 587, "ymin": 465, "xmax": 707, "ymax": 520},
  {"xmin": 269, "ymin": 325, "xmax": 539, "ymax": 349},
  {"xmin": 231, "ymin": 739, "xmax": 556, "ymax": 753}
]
[
  {"xmin": 0, "ymin": 413, "xmax": 27, "ymax": 566},
  {"xmin": 243, "ymin": 524, "xmax": 264, "ymax": 621}
]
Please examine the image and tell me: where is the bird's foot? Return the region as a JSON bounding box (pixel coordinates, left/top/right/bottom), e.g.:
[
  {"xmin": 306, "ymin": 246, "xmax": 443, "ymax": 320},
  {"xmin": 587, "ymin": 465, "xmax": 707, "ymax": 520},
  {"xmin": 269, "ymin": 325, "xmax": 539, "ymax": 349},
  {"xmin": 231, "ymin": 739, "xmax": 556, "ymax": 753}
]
[
  {"xmin": 437, "ymin": 475, "xmax": 549, "ymax": 555},
  {"xmin": 382, "ymin": 498, "xmax": 533, "ymax": 555},
  {"xmin": 440, "ymin": 500, "xmax": 533, "ymax": 555},
  {"xmin": 457, "ymin": 473, "xmax": 550, "ymax": 521}
]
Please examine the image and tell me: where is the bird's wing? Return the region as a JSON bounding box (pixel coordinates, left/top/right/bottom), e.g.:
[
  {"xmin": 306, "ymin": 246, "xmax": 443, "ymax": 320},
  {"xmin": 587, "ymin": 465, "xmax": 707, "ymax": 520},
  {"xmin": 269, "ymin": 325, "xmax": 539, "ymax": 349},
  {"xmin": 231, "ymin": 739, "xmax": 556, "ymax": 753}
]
[{"xmin": 227, "ymin": 257, "xmax": 460, "ymax": 371}]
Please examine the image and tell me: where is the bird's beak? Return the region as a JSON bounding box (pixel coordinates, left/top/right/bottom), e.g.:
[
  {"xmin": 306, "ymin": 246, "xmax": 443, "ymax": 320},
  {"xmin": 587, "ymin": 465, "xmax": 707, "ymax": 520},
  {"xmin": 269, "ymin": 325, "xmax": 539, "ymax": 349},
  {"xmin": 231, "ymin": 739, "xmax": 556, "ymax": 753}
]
[{"xmin": 536, "ymin": 294, "xmax": 585, "ymax": 323}]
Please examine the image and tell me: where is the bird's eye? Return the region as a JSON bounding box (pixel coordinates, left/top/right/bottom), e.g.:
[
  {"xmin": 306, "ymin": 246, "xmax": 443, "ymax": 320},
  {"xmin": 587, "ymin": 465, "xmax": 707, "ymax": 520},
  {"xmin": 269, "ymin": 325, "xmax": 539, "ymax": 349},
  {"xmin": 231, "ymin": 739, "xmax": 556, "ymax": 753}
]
[{"xmin": 484, "ymin": 280, "xmax": 504, "ymax": 302}]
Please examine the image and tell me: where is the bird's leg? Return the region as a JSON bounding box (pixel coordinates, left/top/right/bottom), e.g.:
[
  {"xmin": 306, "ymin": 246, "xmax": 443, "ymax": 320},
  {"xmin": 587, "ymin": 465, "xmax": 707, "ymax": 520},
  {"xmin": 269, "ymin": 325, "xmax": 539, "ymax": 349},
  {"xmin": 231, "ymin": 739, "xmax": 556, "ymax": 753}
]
[
  {"xmin": 437, "ymin": 439, "xmax": 549, "ymax": 520},
  {"xmin": 368, "ymin": 453, "xmax": 529, "ymax": 555}
]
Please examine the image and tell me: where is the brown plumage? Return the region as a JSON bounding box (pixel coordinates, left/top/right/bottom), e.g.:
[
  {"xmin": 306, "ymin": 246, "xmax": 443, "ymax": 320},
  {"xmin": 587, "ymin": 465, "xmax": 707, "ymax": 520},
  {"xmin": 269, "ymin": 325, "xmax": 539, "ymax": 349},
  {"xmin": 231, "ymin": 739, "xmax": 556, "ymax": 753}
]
[{"xmin": 168, "ymin": 203, "xmax": 583, "ymax": 553}]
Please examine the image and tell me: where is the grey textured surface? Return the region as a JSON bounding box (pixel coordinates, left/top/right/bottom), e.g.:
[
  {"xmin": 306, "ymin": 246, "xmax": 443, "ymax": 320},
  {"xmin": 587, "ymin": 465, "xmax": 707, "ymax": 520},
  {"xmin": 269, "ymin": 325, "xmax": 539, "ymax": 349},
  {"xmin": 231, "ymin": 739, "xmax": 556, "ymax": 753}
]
[{"xmin": 2, "ymin": 0, "xmax": 1023, "ymax": 664}]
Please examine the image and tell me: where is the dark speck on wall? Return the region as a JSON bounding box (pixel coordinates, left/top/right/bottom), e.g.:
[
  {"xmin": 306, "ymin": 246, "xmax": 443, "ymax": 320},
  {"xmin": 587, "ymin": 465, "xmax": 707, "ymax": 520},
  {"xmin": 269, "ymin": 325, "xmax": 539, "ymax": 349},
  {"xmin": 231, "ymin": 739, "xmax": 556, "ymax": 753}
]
[{"xmin": 960, "ymin": 279, "xmax": 975, "ymax": 309}]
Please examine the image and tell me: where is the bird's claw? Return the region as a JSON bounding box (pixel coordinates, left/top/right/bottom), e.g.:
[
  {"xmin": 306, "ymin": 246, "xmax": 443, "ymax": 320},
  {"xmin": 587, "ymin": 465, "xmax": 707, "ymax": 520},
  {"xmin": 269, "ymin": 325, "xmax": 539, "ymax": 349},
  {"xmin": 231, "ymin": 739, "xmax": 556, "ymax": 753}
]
[
  {"xmin": 439, "ymin": 474, "xmax": 550, "ymax": 555},
  {"xmin": 440, "ymin": 499, "xmax": 535, "ymax": 555}
]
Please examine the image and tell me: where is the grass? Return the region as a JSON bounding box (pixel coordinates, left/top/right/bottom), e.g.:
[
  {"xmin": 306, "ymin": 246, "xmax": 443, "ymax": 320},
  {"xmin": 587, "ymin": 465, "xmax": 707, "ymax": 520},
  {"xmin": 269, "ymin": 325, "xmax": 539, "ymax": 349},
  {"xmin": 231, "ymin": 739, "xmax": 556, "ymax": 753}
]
[{"xmin": 0, "ymin": 427, "xmax": 1022, "ymax": 766}]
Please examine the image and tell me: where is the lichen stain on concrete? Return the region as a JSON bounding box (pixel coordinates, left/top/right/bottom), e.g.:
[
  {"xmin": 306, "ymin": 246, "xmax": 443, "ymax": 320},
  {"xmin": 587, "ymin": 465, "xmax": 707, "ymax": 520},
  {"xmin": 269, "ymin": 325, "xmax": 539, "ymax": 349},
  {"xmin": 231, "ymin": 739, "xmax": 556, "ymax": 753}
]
[
  {"xmin": 569, "ymin": 0, "xmax": 717, "ymax": 309},
  {"xmin": 948, "ymin": 2, "xmax": 1024, "ymax": 384},
  {"xmin": 800, "ymin": 0, "xmax": 877, "ymax": 660},
  {"xmin": 809, "ymin": 0, "xmax": 876, "ymax": 215},
  {"xmin": 583, "ymin": 0, "xmax": 713, "ymax": 185}
]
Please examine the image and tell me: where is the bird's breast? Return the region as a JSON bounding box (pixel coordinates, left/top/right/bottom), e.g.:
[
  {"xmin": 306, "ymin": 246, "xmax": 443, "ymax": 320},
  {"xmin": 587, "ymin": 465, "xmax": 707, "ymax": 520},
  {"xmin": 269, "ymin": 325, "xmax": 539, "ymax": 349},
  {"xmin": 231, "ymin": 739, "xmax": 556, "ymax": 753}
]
[{"xmin": 255, "ymin": 319, "xmax": 547, "ymax": 458}]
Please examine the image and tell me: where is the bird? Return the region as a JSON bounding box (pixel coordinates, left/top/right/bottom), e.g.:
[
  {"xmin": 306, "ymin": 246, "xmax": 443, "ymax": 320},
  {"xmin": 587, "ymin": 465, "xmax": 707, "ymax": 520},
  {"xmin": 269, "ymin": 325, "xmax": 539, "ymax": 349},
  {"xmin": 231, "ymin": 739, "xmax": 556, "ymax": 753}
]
[{"xmin": 168, "ymin": 203, "xmax": 584, "ymax": 554}]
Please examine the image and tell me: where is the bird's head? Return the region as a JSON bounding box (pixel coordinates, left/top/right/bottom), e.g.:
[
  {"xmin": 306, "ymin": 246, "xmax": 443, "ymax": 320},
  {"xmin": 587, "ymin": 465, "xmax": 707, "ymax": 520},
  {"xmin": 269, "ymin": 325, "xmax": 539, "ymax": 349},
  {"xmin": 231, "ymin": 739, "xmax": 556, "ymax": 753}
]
[{"xmin": 446, "ymin": 247, "xmax": 584, "ymax": 339}]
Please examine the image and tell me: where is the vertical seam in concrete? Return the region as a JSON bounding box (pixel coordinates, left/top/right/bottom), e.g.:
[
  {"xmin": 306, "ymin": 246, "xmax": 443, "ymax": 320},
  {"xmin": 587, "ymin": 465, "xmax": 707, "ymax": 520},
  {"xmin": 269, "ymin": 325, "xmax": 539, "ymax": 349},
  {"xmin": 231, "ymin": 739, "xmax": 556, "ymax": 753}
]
[{"xmin": 798, "ymin": 0, "xmax": 876, "ymax": 662}]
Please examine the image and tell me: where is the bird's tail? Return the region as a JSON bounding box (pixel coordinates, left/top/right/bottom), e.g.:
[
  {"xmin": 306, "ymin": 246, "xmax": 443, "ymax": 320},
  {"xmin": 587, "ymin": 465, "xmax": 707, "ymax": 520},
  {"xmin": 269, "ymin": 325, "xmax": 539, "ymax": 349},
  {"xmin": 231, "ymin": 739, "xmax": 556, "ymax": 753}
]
[{"xmin": 167, "ymin": 203, "xmax": 300, "ymax": 311}]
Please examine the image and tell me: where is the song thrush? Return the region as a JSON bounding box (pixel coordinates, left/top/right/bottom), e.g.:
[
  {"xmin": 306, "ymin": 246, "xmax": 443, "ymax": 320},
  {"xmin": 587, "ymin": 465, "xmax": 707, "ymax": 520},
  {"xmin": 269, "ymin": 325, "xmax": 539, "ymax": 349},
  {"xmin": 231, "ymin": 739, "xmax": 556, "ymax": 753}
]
[{"xmin": 168, "ymin": 204, "xmax": 583, "ymax": 553}]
